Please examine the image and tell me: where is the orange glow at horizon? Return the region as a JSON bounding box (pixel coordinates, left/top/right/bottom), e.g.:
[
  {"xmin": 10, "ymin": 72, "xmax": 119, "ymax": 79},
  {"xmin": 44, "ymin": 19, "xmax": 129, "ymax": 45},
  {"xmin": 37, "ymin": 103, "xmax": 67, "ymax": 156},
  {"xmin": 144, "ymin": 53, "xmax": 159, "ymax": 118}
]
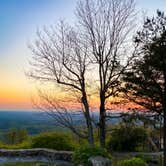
[
  {"xmin": 0, "ymin": 87, "xmax": 32, "ymax": 109},
  {"xmin": 0, "ymin": 69, "xmax": 141, "ymax": 111},
  {"xmin": 0, "ymin": 72, "xmax": 34, "ymax": 109},
  {"xmin": 0, "ymin": 81, "xmax": 143, "ymax": 111}
]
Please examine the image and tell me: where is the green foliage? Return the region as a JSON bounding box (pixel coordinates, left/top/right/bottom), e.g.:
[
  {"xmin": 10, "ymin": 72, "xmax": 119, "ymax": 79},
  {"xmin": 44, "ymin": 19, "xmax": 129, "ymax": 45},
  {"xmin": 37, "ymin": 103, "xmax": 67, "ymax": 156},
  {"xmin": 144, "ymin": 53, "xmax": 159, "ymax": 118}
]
[
  {"xmin": 117, "ymin": 157, "xmax": 148, "ymax": 166},
  {"xmin": 123, "ymin": 10, "xmax": 166, "ymax": 113},
  {"xmin": 107, "ymin": 125, "xmax": 148, "ymax": 152},
  {"xmin": 134, "ymin": 154, "xmax": 154, "ymax": 163},
  {"xmin": 4, "ymin": 128, "xmax": 28, "ymax": 145},
  {"xmin": 73, "ymin": 146, "xmax": 111, "ymax": 166},
  {"xmin": 17, "ymin": 129, "xmax": 28, "ymax": 143},
  {"xmin": 0, "ymin": 130, "xmax": 78, "ymax": 151},
  {"xmin": 5, "ymin": 129, "xmax": 17, "ymax": 144},
  {"xmin": 31, "ymin": 132, "xmax": 74, "ymax": 151},
  {"xmin": 0, "ymin": 141, "xmax": 31, "ymax": 149}
]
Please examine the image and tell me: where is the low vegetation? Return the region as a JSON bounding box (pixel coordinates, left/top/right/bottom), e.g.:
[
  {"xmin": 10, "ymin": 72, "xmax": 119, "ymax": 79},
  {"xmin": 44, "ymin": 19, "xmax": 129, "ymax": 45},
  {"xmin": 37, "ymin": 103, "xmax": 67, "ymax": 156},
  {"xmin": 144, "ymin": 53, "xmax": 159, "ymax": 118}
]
[
  {"xmin": 117, "ymin": 157, "xmax": 148, "ymax": 166},
  {"xmin": 107, "ymin": 125, "xmax": 148, "ymax": 152},
  {"xmin": 0, "ymin": 130, "xmax": 78, "ymax": 150},
  {"xmin": 0, "ymin": 124, "xmax": 159, "ymax": 152},
  {"xmin": 73, "ymin": 146, "xmax": 111, "ymax": 166},
  {"xmin": 0, "ymin": 141, "xmax": 31, "ymax": 149},
  {"xmin": 31, "ymin": 132, "xmax": 75, "ymax": 151},
  {"xmin": 0, "ymin": 123, "xmax": 161, "ymax": 166}
]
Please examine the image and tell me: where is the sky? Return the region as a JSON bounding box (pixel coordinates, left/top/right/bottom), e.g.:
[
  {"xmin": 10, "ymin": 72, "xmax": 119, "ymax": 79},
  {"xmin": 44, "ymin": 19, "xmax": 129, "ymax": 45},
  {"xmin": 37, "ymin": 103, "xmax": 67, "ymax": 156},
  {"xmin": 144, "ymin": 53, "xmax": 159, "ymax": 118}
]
[{"xmin": 0, "ymin": 0, "xmax": 166, "ymax": 110}]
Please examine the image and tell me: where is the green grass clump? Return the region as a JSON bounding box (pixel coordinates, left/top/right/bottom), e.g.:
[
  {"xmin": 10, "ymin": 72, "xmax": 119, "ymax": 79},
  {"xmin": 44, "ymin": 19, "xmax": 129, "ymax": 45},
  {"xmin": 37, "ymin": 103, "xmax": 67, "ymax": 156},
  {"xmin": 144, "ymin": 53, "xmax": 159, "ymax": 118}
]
[
  {"xmin": 117, "ymin": 157, "xmax": 148, "ymax": 166},
  {"xmin": 0, "ymin": 141, "xmax": 31, "ymax": 149}
]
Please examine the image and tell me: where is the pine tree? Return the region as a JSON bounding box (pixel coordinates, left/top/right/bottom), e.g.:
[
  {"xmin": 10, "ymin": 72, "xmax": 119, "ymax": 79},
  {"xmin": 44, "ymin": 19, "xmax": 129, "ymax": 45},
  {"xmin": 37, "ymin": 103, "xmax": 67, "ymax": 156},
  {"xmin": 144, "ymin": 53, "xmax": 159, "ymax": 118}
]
[{"xmin": 123, "ymin": 10, "xmax": 166, "ymax": 165}]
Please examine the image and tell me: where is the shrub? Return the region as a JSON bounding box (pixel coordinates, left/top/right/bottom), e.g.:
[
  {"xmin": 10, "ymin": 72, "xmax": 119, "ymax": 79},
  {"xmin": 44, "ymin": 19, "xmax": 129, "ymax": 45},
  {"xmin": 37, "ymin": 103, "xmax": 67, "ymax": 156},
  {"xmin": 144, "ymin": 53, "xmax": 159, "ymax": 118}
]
[
  {"xmin": 107, "ymin": 125, "xmax": 148, "ymax": 152},
  {"xmin": 73, "ymin": 146, "xmax": 111, "ymax": 166},
  {"xmin": 31, "ymin": 132, "xmax": 74, "ymax": 151},
  {"xmin": 117, "ymin": 157, "xmax": 148, "ymax": 166}
]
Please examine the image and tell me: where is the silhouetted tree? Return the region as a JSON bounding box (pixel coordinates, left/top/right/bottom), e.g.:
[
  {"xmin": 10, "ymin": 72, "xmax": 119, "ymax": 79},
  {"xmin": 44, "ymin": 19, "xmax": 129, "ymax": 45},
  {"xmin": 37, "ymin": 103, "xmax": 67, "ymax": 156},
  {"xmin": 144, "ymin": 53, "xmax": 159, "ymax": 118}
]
[
  {"xmin": 76, "ymin": 0, "xmax": 136, "ymax": 148},
  {"xmin": 29, "ymin": 0, "xmax": 136, "ymax": 148},
  {"xmin": 123, "ymin": 10, "xmax": 166, "ymax": 165},
  {"xmin": 29, "ymin": 21, "xmax": 94, "ymax": 146}
]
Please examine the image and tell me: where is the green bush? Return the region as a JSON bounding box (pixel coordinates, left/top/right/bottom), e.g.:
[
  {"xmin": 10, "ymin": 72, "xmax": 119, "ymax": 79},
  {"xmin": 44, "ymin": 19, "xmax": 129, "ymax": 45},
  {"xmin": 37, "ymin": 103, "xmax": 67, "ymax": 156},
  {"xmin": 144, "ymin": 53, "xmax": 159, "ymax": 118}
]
[
  {"xmin": 107, "ymin": 125, "xmax": 148, "ymax": 152},
  {"xmin": 117, "ymin": 157, "xmax": 148, "ymax": 166},
  {"xmin": 73, "ymin": 146, "xmax": 111, "ymax": 166},
  {"xmin": 31, "ymin": 132, "xmax": 74, "ymax": 151}
]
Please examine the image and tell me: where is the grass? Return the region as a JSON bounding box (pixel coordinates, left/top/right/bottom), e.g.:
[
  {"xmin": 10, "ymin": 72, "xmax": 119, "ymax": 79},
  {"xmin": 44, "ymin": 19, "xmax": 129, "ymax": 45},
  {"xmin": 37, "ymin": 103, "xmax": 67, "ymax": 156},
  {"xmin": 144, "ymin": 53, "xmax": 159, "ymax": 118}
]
[
  {"xmin": 0, "ymin": 141, "xmax": 31, "ymax": 149},
  {"xmin": 112, "ymin": 155, "xmax": 163, "ymax": 166}
]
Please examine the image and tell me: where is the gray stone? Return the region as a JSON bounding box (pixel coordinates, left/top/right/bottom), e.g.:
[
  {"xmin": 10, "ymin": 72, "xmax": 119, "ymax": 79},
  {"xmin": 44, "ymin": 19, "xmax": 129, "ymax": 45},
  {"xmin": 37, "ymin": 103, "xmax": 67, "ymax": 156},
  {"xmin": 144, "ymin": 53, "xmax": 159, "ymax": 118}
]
[
  {"xmin": 0, "ymin": 149, "xmax": 73, "ymax": 161},
  {"xmin": 36, "ymin": 164, "xmax": 49, "ymax": 166},
  {"xmin": 88, "ymin": 156, "xmax": 112, "ymax": 166}
]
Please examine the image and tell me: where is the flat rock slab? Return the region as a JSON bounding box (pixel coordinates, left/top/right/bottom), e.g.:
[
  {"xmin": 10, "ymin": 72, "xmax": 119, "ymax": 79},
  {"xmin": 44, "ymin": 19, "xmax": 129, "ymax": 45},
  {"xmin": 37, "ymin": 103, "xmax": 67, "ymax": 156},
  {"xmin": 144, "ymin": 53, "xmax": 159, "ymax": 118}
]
[
  {"xmin": 0, "ymin": 149, "xmax": 73, "ymax": 161},
  {"xmin": 88, "ymin": 156, "xmax": 112, "ymax": 166}
]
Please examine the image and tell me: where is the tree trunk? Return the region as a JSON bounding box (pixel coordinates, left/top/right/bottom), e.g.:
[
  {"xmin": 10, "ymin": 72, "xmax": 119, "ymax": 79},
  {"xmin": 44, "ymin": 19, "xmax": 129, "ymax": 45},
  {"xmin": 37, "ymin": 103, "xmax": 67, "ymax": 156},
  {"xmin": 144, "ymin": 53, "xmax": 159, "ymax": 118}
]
[
  {"xmin": 86, "ymin": 112, "xmax": 94, "ymax": 146},
  {"xmin": 99, "ymin": 96, "xmax": 106, "ymax": 148},
  {"xmin": 82, "ymin": 90, "xmax": 94, "ymax": 146},
  {"xmin": 84, "ymin": 104, "xmax": 94, "ymax": 146}
]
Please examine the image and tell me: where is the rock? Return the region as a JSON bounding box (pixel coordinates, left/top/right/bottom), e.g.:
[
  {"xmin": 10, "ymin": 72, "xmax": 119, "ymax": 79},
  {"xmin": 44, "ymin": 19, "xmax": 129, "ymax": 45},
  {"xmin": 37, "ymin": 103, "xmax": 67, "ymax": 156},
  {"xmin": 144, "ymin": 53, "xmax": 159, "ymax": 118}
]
[
  {"xmin": 0, "ymin": 149, "xmax": 73, "ymax": 162},
  {"xmin": 88, "ymin": 156, "xmax": 112, "ymax": 166}
]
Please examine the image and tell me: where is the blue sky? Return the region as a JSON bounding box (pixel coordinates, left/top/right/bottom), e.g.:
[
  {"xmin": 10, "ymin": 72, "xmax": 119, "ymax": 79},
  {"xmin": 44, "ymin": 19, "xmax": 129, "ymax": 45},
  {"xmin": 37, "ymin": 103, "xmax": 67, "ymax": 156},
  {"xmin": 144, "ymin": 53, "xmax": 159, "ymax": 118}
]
[
  {"xmin": 0, "ymin": 0, "xmax": 76, "ymax": 109},
  {"xmin": 1, "ymin": 0, "xmax": 166, "ymax": 58},
  {"xmin": 1, "ymin": 0, "xmax": 166, "ymax": 56},
  {"xmin": 0, "ymin": 0, "xmax": 75, "ymax": 53},
  {"xmin": 0, "ymin": 0, "xmax": 166, "ymax": 109}
]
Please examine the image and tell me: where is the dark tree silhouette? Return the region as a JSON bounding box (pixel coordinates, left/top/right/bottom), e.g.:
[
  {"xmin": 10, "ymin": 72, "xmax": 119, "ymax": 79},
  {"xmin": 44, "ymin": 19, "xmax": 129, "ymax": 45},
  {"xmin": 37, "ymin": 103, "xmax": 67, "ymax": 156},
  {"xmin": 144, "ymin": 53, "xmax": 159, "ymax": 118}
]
[
  {"xmin": 29, "ymin": 0, "xmax": 136, "ymax": 148},
  {"xmin": 76, "ymin": 0, "xmax": 136, "ymax": 148},
  {"xmin": 123, "ymin": 10, "xmax": 166, "ymax": 165},
  {"xmin": 29, "ymin": 22, "xmax": 94, "ymax": 146}
]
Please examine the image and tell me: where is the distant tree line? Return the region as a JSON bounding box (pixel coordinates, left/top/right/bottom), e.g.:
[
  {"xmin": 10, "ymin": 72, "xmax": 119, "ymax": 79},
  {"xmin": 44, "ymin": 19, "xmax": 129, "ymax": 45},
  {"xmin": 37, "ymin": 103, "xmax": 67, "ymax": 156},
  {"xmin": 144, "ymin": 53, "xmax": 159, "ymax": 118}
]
[{"xmin": 3, "ymin": 128, "xmax": 28, "ymax": 144}]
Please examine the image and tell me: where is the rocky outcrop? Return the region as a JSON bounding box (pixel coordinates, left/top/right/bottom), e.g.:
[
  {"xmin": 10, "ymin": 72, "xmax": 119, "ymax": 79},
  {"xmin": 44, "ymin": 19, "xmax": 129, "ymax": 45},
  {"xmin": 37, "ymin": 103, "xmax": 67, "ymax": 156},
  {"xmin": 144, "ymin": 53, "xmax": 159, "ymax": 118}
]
[
  {"xmin": 88, "ymin": 156, "xmax": 112, "ymax": 166},
  {"xmin": 0, "ymin": 148, "xmax": 73, "ymax": 161}
]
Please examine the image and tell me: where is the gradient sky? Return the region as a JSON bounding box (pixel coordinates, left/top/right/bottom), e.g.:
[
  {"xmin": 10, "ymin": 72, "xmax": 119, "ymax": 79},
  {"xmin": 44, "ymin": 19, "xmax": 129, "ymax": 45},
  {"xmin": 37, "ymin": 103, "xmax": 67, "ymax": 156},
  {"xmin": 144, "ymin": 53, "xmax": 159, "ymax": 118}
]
[{"xmin": 0, "ymin": 0, "xmax": 166, "ymax": 110}]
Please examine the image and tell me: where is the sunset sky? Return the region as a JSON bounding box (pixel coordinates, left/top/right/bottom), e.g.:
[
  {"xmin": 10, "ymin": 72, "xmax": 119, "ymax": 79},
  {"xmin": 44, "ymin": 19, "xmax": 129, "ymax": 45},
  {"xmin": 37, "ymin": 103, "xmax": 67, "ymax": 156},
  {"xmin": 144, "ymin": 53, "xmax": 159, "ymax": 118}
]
[{"xmin": 1, "ymin": 0, "xmax": 166, "ymax": 110}]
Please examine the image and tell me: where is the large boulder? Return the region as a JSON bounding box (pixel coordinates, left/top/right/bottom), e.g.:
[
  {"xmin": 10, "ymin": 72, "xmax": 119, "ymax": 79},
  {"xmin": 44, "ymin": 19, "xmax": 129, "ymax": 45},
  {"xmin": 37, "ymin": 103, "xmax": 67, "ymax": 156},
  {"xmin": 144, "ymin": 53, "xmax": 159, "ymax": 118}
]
[{"xmin": 88, "ymin": 156, "xmax": 112, "ymax": 166}]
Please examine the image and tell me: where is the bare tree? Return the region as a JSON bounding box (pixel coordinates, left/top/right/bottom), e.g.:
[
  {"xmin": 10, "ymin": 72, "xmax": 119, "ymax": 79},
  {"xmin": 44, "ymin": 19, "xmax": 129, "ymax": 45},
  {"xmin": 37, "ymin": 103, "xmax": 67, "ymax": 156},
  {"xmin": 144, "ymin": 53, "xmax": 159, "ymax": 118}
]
[
  {"xmin": 29, "ymin": 21, "xmax": 94, "ymax": 146},
  {"xmin": 36, "ymin": 90, "xmax": 90, "ymax": 139},
  {"xmin": 29, "ymin": 0, "xmax": 136, "ymax": 148},
  {"xmin": 76, "ymin": 0, "xmax": 136, "ymax": 148}
]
